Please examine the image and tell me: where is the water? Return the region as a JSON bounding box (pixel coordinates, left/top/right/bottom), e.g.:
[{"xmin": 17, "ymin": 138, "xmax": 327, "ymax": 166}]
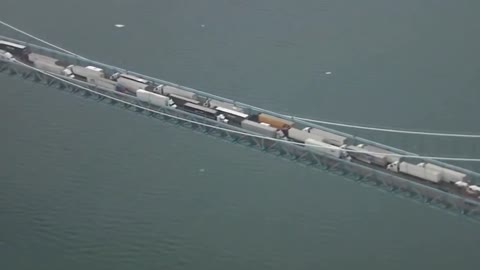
[{"xmin": 2, "ymin": 0, "xmax": 480, "ymax": 269}]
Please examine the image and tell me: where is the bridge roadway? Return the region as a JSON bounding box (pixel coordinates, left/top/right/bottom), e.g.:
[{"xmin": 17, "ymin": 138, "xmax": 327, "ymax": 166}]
[{"xmin": 1, "ymin": 34, "xmax": 480, "ymax": 221}]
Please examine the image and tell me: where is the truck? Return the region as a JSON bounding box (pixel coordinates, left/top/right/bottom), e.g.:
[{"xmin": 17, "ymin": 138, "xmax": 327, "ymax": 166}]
[
  {"xmin": 158, "ymin": 85, "xmax": 197, "ymax": 100},
  {"xmin": 136, "ymin": 89, "xmax": 176, "ymax": 108},
  {"xmin": 206, "ymin": 99, "xmax": 244, "ymax": 112},
  {"xmin": 168, "ymin": 93, "xmax": 200, "ymax": 107},
  {"xmin": 241, "ymin": 120, "xmax": 279, "ymax": 138},
  {"xmin": 214, "ymin": 106, "xmax": 249, "ymax": 126},
  {"xmin": 303, "ymin": 127, "xmax": 347, "ymax": 147},
  {"xmin": 28, "ymin": 53, "xmax": 67, "ymax": 74},
  {"xmin": 182, "ymin": 102, "xmax": 228, "ymax": 123},
  {"xmin": 358, "ymin": 144, "xmax": 399, "ymax": 164},
  {"xmin": 35, "ymin": 60, "xmax": 65, "ymax": 75},
  {"xmin": 304, "ymin": 138, "xmax": 349, "ymax": 159},
  {"xmin": 0, "ymin": 40, "xmax": 31, "ymax": 62},
  {"xmin": 90, "ymin": 77, "xmax": 117, "ymax": 92},
  {"xmin": 258, "ymin": 113, "xmax": 294, "ymax": 129},
  {"xmin": 61, "ymin": 65, "xmax": 105, "ymax": 83},
  {"xmin": 417, "ymin": 162, "xmax": 467, "ymax": 184},
  {"xmin": 467, "ymin": 185, "xmax": 480, "ymax": 195},
  {"xmin": 117, "ymin": 77, "xmax": 150, "ymax": 93},
  {"xmin": 287, "ymin": 128, "xmax": 325, "ymax": 143},
  {"xmin": 342, "ymin": 145, "xmax": 389, "ymax": 166},
  {"xmin": 111, "ymin": 73, "xmax": 155, "ymax": 94},
  {"xmin": 0, "ymin": 49, "xmax": 14, "ymax": 61},
  {"xmin": 387, "ymin": 161, "xmax": 441, "ymax": 183}
]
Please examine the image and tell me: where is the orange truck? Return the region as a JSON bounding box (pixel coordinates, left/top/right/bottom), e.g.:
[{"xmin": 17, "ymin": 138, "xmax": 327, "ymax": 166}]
[{"xmin": 257, "ymin": 113, "xmax": 294, "ymax": 129}]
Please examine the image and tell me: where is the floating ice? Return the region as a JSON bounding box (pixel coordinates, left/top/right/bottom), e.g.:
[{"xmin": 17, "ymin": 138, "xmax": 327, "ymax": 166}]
[{"xmin": 325, "ymin": 71, "xmax": 332, "ymax": 75}]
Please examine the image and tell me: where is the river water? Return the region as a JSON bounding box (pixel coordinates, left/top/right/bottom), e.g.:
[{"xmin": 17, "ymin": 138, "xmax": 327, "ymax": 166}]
[{"xmin": 1, "ymin": 0, "xmax": 480, "ymax": 269}]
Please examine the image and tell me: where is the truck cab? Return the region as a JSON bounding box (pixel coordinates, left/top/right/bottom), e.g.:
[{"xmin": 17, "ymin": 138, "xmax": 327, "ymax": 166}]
[
  {"xmin": 216, "ymin": 114, "xmax": 229, "ymax": 124},
  {"xmin": 0, "ymin": 50, "xmax": 13, "ymax": 61},
  {"xmin": 339, "ymin": 144, "xmax": 352, "ymax": 161},
  {"xmin": 61, "ymin": 65, "xmax": 75, "ymax": 78},
  {"xmin": 167, "ymin": 98, "xmax": 177, "ymax": 108},
  {"xmin": 467, "ymin": 185, "xmax": 480, "ymax": 195},
  {"xmin": 275, "ymin": 130, "xmax": 286, "ymax": 139},
  {"xmin": 455, "ymin": 181, "xmax": 469, "ymax": 188},
  {"xmin": 387, "ymin": 161, "xmax": 399, "ymax": 172},
  {"xmin": 153, "ymin": 84, "xmax": 164, "ymax": 94},
  {"xmin": 110, "ymin": 72, "xmax": 121, "ymax": 81}
]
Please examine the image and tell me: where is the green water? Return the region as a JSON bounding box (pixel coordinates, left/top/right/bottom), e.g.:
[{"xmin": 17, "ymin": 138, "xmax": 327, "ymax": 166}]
[{"xmin": 1, "ymin": 0, "xmax": 480, "ymax": 269}]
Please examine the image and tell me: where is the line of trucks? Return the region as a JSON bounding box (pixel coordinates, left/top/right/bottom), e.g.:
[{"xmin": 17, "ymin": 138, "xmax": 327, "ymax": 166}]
[{"xmin": 1, "ymin": 39, "xmax": 479, "ymax": 201}]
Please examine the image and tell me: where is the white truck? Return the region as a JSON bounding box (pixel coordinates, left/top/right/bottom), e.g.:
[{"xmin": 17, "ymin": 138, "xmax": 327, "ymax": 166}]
[
  {"xmin": 111, "ymin": 73, "xmax": 153, "ymax": 94},
  {"xmin": 28, "ymin": 53, "xmax": 68, "ymax": 75},
  {"xmin": 303, "ymin": 127, "xmax": 347, "ymax": 147},
  {"xmin": 0, "ymin": 49, "xmax": 14, "ymax": 62},
  {"xmin": 136, "ymin": 89, "xmax": 176, "ymax": 108},
  {"xmin": 357, "ymin": 144, "xmax": 399, "ymax": 164},
  {"xmin": 466, "ymin": 185, "xmax": 480, "ymax": 195},
  {"xmin": 387, "ymin": 161, "xmax": 441, "ymax": 183},
  {"xmin": 241, "ymin": 120, "xmax": 279, "ymax": 138},
  {"xmin": 417, "ymin": 162, "xmax": 467, "ymax": 184},
  {"xmin": 61, "ymin": 65, "xmax": 105, "ymax": 82},
  {"xmin": 288, "ymin": 128, "xmax": 324, "ymax": 143},
  {"xmin": 158, "ymin": 85, "xmax": 197, "ymax": 100},
  {"xmin": 342, "ymin": 144, "xmax": 388, "ymax": 166},
  {"xmin": 205, "ymin": 99, "xmax": 244, "ymax": 112},
  {"xmin": 305, "ymin": 138, "xmax": 350, "ymax": 160}
]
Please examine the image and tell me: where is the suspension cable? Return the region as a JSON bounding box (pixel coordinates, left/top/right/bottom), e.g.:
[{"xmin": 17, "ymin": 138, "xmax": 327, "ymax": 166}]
[
  {"xmin": 0, "ymin": 20, "xmax": 88, "ymax": 59},
  {"xmin": 288, "ymin": 116, "xmax": 480, "ymax": 138}
]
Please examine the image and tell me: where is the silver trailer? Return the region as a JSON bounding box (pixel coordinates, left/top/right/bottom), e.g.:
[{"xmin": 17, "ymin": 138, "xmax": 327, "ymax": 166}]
[
  {"xmin": 417, "ymin": 162, "xmax": 467, "ymax": 184},
  {"xmin": 117, "ymin": 77, "xmax": 148, "ymax": 92},
  {"xmin": 115, "ymin": 74, "xmax": 152, "ymax": 93},
  {"xmin": 136, "ymin": 89, "xmax": 172, "ymax": 107},
  {"xmin": 303, "ymin": 127, "xmax": 347, "ymax": 147},
  {"xmin": 214, "ymin": 106, "xmax": 248, "ymax": 125},
  {"xmin": 28, "ymin": 54, "xmax": 66, "ymax": 75},
  {"xmin": 112, "ymin": 73, "xmax": 149, "ymax": 83},
  {"xmin": 71, "ymin": 65, "xmax": 105, "ymax": 80},
  {"xmin": 0, "ymin": 40, "xmax": 30, "ymax": 61},
  {"xmin": 387, "ymin": 161, "xmax": 442, "ymax": 183},
  {"xmin": 207, "ymin": 99, "xmax": 244, "ymax": 112},
  {"xmin": 288, "ymin": 128, "xmax": 323, "ymax": 143},
  {"xmin": 215, "ymin": 106, "xmax": 248, "ymax": 119},
  {"xmin": 31, "ymin": 59, "xmax": 65, "ymax": 75},
  {"xmin": 305, "ymin": 138, "xmax": 345, "ymax": 159},
  {"xmin": 90, "ymin": 77, "xmax": 117, "ymax": 92},
  {"xmin": 28, "ymin": 53, "xmax": 59, "ymax": 64},
  {"xmin": 241, "ymin": 120, "xmax": 278, "ymax": 138},
  {"xmin": 358, "ymin": 144, "xmax": 399, "ymax": 163},
  {"xmin": 344, "ymin": 145, "xmax": 388, "ymax": 167},
  {"xmin": 184, "ymin": 102, "xmax": 218, "ymax": 116},
  {"xmin": 160, "ymin": 85, "xmax": 197, "ymax": 100},
  {"xmin": 34, "ymin": 61, "xmax": 65, "ymax": 75},
  {"xmin": 168, "ymin": 93, "xmax": 200, "ymax": 106}
]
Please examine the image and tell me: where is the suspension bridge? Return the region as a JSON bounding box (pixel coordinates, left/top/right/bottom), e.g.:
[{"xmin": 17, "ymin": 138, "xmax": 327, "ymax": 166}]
[{"xmin": 1, "ymin": 22, "xmax": 480, "ymax": 222}]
